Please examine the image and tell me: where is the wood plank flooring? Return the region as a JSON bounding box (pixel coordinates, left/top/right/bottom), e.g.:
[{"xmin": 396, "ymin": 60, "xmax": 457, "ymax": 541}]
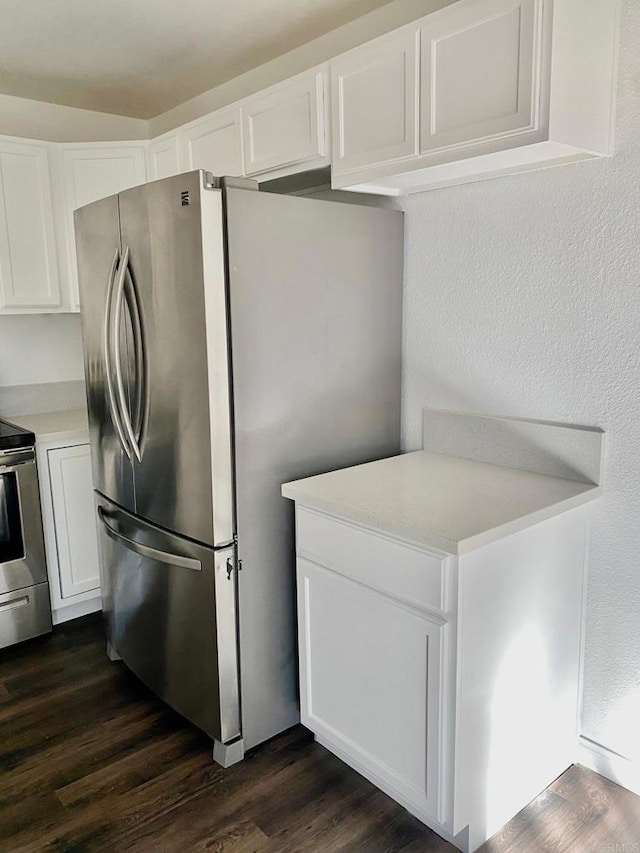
[{"xmin": 1, "ymin": 614, "xmax": 638, "ymax": 853}]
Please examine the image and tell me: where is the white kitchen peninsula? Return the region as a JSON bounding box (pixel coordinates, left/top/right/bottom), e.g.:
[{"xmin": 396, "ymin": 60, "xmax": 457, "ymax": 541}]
[{"xmin": 282, "ymin": 409, "xmax": 604, "ymax": 852}]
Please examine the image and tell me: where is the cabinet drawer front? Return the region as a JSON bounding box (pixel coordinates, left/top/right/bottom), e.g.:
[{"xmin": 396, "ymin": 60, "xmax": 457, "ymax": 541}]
[{"xmin": 296, "ymin": 506, "xmax": 446, "ymax": 613}]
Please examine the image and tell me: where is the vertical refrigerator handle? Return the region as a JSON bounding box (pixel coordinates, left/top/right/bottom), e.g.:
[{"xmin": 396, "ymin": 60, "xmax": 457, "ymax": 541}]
[
  {"xmin": 112, "ymin": 245, "xmax": 144, "ymax": 463},
  {"xmin": 125, "ymin": 262, "xmax": 149, "ymax": 459},
  {"xmin": 103, "ymin": 248, "xmax": 132, "ymax": 460}
]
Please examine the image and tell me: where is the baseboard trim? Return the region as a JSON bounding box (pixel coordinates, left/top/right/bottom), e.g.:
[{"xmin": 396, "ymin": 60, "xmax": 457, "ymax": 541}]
[
  {"xmin": 578, "ymin": 735, "xmax": 640, "ymax": 797},
  {"xmin": 52, "ymin": 597, "xmax": 102, "ymax": 625},
  {"xmin": 314, "ymin": 733, "xmax": 469, "ymax": 852}
]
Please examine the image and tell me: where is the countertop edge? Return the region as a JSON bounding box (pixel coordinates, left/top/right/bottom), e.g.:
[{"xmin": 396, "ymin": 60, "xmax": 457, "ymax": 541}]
[
  {"xmin": 282, "ymin": 485, "xmax": 460, "ymax": 554},
  {"xmin": 456, "ymin": 484, "xmax": 602, "ymax": 554},
  {"xmin": 281, "ymin": 480, "xmax": 602, "ymax": 556},
  {"xmin": 34, "ymin": 428, "xmax": 90, "ymax": 446}
]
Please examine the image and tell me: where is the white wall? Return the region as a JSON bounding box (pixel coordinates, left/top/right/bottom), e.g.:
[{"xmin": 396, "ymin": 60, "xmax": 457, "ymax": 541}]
[
  {"xmin": 401, "ymin": 0, "xmax": 639, "ymax": 767},
  {"xmin": 0, "ymin": 315, "xmax": 84, "ymax": 386}
]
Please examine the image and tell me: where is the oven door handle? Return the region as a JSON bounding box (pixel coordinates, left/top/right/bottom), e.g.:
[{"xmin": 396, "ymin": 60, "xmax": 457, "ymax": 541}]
[
  {"xmin": 0, "ymin": 452, "xmax": 35, "ymax": 471},
  {"xmin": 97, "ymin": 508, "xmax": 202, "ymax": 572},
  {"xmin": 0, "ymin": 594, "xmax": 30, "ymax": 613}
]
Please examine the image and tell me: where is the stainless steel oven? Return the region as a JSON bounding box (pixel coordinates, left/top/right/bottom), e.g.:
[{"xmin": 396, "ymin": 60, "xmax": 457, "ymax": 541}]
[{"xmin": 0, "ymin": 421, "xmax": 52, "ymax": 649}]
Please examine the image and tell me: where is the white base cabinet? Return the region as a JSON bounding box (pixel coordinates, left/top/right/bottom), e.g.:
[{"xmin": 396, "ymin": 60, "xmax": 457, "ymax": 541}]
[
  {"xmin": 37, "ymin": 438, "xmax": 101, "ymax": 624},
  {"xmin": 293, "ymin": 504, "xmax": 589, "ymax": 852},
  {"xmin": 299, "ymin": 556, "xmax": 445, "ymax": 823}
]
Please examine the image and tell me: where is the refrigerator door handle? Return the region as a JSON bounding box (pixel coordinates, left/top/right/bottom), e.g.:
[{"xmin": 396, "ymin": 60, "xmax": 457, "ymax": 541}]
[
  {"xmin": 97, "ymin": 507, "xmax": 202, "ymax": 571},
  {"xmin": 112, "ymin": 245, "xmax": 142, "ymax": 463},
  {"xmin": 103, "ymin": 247, "xmax": 132, "ymax": 460},
  {"xmin": 124, "ymin": 262, "xmax": 149, "ymax": 460}
]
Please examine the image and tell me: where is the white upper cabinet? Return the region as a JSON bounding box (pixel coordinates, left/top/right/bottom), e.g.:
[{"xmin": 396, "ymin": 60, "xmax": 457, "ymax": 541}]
[
  {"xmin": 331, "ymin": 30, "xmax": 419, "ymax": 177},
  {"xmin": 420, "ymin": 0, "xmax": 541, "ymax": 155},
  {"xmin": 147, "ymin": 132, "xmax": 181, "ymax": 181},
  {"xmin": 332, "ymin": 0, "xmax": 619, "ymax": 194},
  {"xmin": 179, "ymin": 108, "xmax": 244, "ymax": 177},
  {"xmin": 59, "ymin": 143, "xmax": 147, "ymax": 310},
  {"xmin": 0, "ymin": 138, "xmax": 62, "ymax": 312},
  {"xmin": 242, "ymin": 69, "xmax": 328, "ymax": 176},
  {"xmin": 0, "ymin": 0, "xmax": 621, "ymax": 316}
]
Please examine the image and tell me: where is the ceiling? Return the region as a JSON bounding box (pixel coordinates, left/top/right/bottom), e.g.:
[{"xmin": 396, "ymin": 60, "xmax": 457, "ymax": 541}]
[{"xmin": 0, "ymin": 0, "xmax": 397, "ymax": 119}]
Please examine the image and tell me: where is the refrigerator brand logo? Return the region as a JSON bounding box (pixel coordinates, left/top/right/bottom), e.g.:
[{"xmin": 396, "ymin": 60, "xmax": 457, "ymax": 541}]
[{"xmin": 181, "ymin": 191, "xmax": 191, "ymax": 206}]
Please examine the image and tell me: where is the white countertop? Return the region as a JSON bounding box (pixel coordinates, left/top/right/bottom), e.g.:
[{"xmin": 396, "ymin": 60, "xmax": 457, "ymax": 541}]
[
  {"xmin": 9, "ymin": 409, "xmax": 89, "ymax": 445},
  {"xmin": 282, "ymin": 450, "xmax": 601, "ymax": 555}
]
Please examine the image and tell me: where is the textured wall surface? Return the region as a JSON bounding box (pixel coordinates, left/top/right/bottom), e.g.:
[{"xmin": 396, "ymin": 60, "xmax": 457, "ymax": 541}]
[
  {"xmin": 0, "ymin": 315, "xmax": 84, "ymax": 386},
  {"xmin": 401, "ymin": 0, "xmax": 640, "ymax": 761}
]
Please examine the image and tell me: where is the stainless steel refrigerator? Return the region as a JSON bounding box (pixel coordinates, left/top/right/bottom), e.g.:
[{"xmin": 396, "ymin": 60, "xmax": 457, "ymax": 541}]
[{"xmin": 75, "ymin": 172, "xmax": 403, "ymax": 765}]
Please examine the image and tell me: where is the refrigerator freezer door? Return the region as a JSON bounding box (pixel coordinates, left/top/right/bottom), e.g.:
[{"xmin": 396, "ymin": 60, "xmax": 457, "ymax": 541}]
[
  {"xmin": 95, "ymin": 492, "xmax": 241, "ymax": 743},
  {"xmin": 225, "ymin": 188, "xmax": 403, "ymax": 749},
  {"xmin": 117, "ymin": 172, "xmax": 233, "ymax": 548},
  {"xmin": 75, "ymin": 195, "xmax": 135, "ymax": 511}
]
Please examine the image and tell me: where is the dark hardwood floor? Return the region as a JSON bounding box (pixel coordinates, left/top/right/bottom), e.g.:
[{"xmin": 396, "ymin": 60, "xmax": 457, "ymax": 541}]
[{"xmin": 1, "ymin": 615, "xmax": 638, "ymax": 853}]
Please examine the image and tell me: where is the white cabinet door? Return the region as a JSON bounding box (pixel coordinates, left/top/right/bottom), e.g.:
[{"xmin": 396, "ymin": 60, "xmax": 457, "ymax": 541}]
[
  {"xmin": 242, "ymin": 70, "xmax": 327, "ymax": 176},
  {"xmin": 47, "ymin": 444, "xmax": 100, "ymax": 599},
  {"xmin": 180, "ymin": 108, "xmax": 244, "ymax": 177},
  {"xmin": 331, "ymin": 29, "xmax": 419, "ymax": 177},
  {"xmin": 297, "ymin": 556, "xmax": 444, "ymax": 823},
  {"xmin": 420, "ymin": 0, "xmax": 541, "ymax": 155},
  {"xmin": 147, "ymin": 133, "xmax": 181, "ymax": 181},
  {"xmin": 0, "ymin": 139, "xmax": 62, "ymax": 311},
  {"xmin": 59, "ymin": 144, "xmax": 147, "ymax": 310}
]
